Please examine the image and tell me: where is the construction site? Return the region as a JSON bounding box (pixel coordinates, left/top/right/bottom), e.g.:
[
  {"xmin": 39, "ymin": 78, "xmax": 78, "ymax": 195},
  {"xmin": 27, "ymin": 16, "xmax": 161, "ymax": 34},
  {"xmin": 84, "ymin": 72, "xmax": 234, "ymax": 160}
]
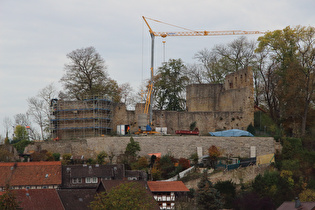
[
  {"xmin": 49, "ymin": 17, "xmax": 261, "ymax": 140},
  {"xmin": 50, "ymin": 96, "xmax": 112, "ymax": 140}
]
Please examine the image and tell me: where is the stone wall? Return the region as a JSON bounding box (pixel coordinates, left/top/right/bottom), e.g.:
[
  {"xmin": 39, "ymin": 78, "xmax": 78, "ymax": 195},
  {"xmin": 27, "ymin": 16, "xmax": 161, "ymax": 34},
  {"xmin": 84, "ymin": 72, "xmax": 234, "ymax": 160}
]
[
  {"xmin": 25, "ymin": 136, "xmax": 275, "ymax": 162},
  {"xmin": 113, "ymin": 67, "xmax": 254, "ymax": 135}
]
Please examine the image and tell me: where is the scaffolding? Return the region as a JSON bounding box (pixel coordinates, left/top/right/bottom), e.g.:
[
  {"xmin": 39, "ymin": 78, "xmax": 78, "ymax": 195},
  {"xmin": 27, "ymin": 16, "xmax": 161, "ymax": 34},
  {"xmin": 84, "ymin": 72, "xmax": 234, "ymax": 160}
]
[{"xmin": 50, "ymin": 96, "xmax": 112, "ymax": 140}]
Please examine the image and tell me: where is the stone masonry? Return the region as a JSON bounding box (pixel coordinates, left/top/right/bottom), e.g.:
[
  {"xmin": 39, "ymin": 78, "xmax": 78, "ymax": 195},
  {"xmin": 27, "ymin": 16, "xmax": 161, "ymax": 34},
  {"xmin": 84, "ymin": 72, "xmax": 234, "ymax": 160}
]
[
  {"xmin": 114, "ymin": 67, "xmax": 254, "ymax": 135},
  {"xmin": 25, "ymin": 136, "xmax": 275, "ymax": 162}
]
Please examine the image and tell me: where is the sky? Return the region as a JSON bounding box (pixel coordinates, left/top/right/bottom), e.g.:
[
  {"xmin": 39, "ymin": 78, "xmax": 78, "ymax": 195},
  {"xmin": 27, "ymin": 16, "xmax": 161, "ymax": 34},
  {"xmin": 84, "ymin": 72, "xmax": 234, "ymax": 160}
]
[{"xmin": 0, "ymin": 0, "xmax": 314, "ymax": 137}]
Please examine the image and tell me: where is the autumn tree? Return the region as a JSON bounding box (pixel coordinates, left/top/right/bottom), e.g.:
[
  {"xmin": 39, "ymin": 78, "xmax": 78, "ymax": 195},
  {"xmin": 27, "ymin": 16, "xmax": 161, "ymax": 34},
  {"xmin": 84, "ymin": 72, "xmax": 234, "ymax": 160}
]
[
  {"xmin": 131, "ymin": 156, "xmax": 148, "ymax": 170},
  {"xmin": 208, "ymin": 145, "xmax": 221, "ymax": 169},
  {"xmin": 96, "ymin": 151, "xmax": 107, "ymax": 165},
  {"xmin": 251, "ymin": 170, "xmax": 294, "ymax": 207},
  {"xmin": 0, "ymin": 147, "xmax": 14, "ymax": 162},
  {"xmin": 154, "ymin": 59, "xmax": 189, "ymax": 111},
  {"xmin": 178, "ymin": 158, "xmax": 190, "ymax": 170},
  {"xmin": 60, "ymin": 46, "xmax": 121, "ymax": 101},
  {"xmin": 12, "ymin": 125, "xmax": 28, "ymax": 143},
  {"xmin": 0, "ymin": 186, "xmax": 21, "ymax": 210},
  {"xmin": 256, "ymin": 26, "xmax": 315, "ymax": 136},
  {"xmin": 89, "ymin": 182, "xmax": 155, "ymax": 210}
]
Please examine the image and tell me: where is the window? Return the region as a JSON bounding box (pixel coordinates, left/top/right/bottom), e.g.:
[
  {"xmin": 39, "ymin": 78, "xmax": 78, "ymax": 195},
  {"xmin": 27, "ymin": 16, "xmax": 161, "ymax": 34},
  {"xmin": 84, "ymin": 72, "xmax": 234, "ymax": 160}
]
[
  {"xmin": 85, "ymin": 177, "xmax": 97, "ymax": 184},
  {"xmin": 92, "ymin": 177, "xmax": 98, "ymax": 183},
  {"xmin": 72, "ymin": 178, "xmax": 82, "ymax": 184}
]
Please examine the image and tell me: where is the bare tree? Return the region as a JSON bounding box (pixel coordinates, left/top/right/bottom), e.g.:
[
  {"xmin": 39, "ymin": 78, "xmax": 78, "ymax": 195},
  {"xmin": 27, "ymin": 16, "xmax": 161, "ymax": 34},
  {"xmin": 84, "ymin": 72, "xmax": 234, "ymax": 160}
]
[
  {"xmin": 184, "ymin": 64, "xmax": 205, "ymax": 84},
  {"xmin": 13, "ymin": 113, "xmax": 39, "ymax": 140},
  {"xmin": 13, "ymin": 113, "xmax": 31, "ymax": 127},
  {"xmin": 3, "ymin": 117, "xmax": 12, "ymax": 138},
  {"xmin": 27, "ymin": 97, "xmax": 46, "ymax": 140},
  {"xmin": 194, "ymin": 48, "xmax": 225, "ymax": 84},
  {"xmin": 27, "ymin": 83, "xmax": 58, "ymax": 140},
  {"xmin": 214, "ymin": 36, "xmax": 257, "ymax": 72},
  {"xmin": 119, "ymin": 83, "xmax": 136, "ymax": 110}
]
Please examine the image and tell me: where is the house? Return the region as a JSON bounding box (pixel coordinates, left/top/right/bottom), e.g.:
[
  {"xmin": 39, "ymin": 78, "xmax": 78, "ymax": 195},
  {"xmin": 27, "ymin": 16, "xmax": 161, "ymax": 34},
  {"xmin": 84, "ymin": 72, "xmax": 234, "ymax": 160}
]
[
  {"xmin": 57, "ymin": 189, "xmax": 96, "ymax": 210},
  {"xmin": 61, "ymin": 164, "xmax": 125, "ymax": 189},
  {"xmin": 13, "ymin": 189, "xmax": 65, "ymax": 210},
  {"xmin": 62, "ymin": 164, "xmax": 147, "ymax": 189},
  {"xmin": 0, "ymin": 161, "xmax": 62, "ymax": 191},
  {"xmin": 147, "ymin": 181, "xmax": 190, "ymax": 210}
]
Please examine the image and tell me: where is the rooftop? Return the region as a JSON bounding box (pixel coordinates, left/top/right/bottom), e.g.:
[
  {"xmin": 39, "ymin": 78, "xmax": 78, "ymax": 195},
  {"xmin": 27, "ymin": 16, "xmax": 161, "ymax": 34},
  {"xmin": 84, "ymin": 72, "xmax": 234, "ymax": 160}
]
[
  {"xmin": 147, "ymin": 181, "xmax": 190, "ymax": 192},
  {"xmin": 14, "ymin": 189, "xmax": 64, "ymax": 210},
  {"xmin": 0, "ymin": 161, "xmax": 62, "ymax": 187}
]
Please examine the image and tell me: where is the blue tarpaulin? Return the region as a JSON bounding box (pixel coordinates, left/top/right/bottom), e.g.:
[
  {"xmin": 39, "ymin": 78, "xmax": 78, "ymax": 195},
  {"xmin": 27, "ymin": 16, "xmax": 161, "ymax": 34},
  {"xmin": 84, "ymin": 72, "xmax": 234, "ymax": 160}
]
[{"xmin": 209, "ymin": 129, "xmax": 254, "ymax": 137}]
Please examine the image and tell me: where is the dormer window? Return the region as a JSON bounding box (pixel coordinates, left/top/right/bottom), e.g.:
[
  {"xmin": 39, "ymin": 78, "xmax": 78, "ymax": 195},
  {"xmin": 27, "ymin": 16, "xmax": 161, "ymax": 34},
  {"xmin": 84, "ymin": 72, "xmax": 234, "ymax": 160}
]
[
  {"xmin": 85, "ymin": 177, "xmax": 98, "ymax": 183},
  {"xmin": 72, "ymin": 178, "xmax": 82, "ymax": 184}
]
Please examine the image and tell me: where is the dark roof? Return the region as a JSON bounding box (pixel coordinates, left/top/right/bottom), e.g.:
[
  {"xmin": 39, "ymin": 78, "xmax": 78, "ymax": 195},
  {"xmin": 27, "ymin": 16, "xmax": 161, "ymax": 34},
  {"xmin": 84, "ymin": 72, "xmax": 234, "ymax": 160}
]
[
  {"xmin": 97, "ymin": 180, "xmax": 148, "ymax": 192},
  {"xmin": 125, "ymin": 170, "xmax": 147, "ymax": 180},
  {"xmin": 0, "ymin": 161, "xmax": 62, "ymax": 187},
  {"xmin": 63, "ymin": 164, "xmax": 124, "ymax": 179},
  {"xmin": 57, "ymin": 189, "xmax": 96, "ymax": 210},
  {"xmin": 14, "ymin": 189, "xmax": 64, "ymax": 210},
  {"xmin": 147, "ymin": 181, "xmax": 190, "ymax": 192}
]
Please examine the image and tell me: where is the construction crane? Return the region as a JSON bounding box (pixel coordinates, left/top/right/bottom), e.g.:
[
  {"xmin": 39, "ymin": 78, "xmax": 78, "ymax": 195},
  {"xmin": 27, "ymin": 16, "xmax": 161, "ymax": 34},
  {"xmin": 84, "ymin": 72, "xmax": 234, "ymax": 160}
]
[{"xmin": 142, "ymin": 16, "xmax": 265, "ymax": 127}]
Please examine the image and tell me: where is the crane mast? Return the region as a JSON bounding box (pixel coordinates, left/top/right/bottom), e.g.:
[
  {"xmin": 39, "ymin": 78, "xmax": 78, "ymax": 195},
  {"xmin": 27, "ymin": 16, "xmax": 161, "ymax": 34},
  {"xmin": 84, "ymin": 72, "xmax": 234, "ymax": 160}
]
[{"xmin": 142, "ymin": 16, "xmax": 265, "ymax": 126}]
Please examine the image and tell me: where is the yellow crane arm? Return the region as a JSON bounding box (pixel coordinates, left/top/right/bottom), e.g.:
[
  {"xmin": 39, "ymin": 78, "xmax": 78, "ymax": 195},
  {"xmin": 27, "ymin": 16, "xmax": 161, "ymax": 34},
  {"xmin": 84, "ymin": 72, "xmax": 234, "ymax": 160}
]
[
  {"xmin": 154, "ymin": 30, "xmax": 264, "ymax": 37},
  {"xmin": 142, "ymin": 16, "xmax": 265, "ymax": 37}
]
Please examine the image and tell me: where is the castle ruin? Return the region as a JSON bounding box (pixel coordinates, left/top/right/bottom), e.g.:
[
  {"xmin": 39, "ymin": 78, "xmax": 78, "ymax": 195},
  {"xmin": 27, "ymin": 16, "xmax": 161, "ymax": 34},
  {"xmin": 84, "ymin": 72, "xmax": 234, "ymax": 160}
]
[{"xmin": 51, "ymin": 67, "xmax": 254, "ymax": 139}]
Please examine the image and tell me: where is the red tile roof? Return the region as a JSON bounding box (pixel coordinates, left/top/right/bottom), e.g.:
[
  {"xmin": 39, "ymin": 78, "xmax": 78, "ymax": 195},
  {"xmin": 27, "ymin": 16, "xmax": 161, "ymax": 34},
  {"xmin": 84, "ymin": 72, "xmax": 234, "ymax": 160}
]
[
  {"xmin": 147, "ymin": 181, "xmax": 190, "ymax": 192},
  {"xmin": 14, "ymin": 189, "xmax": 64, "ymax": 210},
  {"xmin": 0, "ymin": 161, "xmax": 62, "ymax": 187}
]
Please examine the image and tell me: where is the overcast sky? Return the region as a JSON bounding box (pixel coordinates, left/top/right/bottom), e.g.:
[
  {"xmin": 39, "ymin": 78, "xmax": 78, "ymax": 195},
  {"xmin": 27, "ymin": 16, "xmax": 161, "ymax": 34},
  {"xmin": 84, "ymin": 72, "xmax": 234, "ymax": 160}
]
[{"xmin": 0, "ymin": 0, "xmax": 314, "ymax": 137}]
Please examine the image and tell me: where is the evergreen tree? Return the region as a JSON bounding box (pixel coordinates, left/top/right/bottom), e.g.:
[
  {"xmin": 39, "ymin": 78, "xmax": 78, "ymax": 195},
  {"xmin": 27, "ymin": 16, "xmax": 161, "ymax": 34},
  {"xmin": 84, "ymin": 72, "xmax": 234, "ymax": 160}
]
[
  {"xmin": 125, "ymin": 137, "xmax": 141, "ymax": 158},
  {"xmin": 196, "ymin": 171, "xmax": 223, "ymax": 210}
]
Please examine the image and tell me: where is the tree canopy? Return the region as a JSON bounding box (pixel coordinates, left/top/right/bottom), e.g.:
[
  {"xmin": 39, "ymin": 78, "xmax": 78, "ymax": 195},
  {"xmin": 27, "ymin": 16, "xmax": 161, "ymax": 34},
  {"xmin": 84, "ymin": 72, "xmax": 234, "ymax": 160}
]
[
  {"xmin": 0, "ymin": 187, "xmax": 21, "ymax": 210},
  {"xmin": 154, "ymin": 59, "xmax": 189, "ymax": 111},
  {"xmin": 256, "ymin": 26, "xmax": 315, "ymax": 136},
  {"xmin": 89, "ymin": 182, "xmax": 155, "ymax": 210},
  {"xmin": 196, "ymin": 171, "xmax": 223, "ymax": 210},
  {"xmin": 60, "ymin": 46, "xmax": 121, "ymax": 101}
]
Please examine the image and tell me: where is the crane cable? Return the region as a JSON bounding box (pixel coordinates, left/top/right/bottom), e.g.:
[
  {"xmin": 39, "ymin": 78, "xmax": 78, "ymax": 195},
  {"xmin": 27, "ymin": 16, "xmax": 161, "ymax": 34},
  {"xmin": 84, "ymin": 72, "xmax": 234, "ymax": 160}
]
[{"xmin": 143, "ymin": 16, "xmax": 195, "ymax": 32}]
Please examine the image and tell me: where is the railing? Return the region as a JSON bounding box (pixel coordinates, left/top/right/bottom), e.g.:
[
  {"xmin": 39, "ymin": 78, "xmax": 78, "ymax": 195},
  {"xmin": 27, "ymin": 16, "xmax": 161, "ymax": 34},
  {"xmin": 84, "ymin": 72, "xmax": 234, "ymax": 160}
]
[{"xmin": 220, "ymin": 158, "xmax": 257, "ymax": 171}]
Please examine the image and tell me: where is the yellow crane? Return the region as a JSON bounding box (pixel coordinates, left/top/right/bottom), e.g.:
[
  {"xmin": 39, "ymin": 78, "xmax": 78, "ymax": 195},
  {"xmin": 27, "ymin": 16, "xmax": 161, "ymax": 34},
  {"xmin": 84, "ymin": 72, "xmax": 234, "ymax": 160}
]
[{"xmin": 142, "ymin": 16, "xmax": 265, "ymax": 126}]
